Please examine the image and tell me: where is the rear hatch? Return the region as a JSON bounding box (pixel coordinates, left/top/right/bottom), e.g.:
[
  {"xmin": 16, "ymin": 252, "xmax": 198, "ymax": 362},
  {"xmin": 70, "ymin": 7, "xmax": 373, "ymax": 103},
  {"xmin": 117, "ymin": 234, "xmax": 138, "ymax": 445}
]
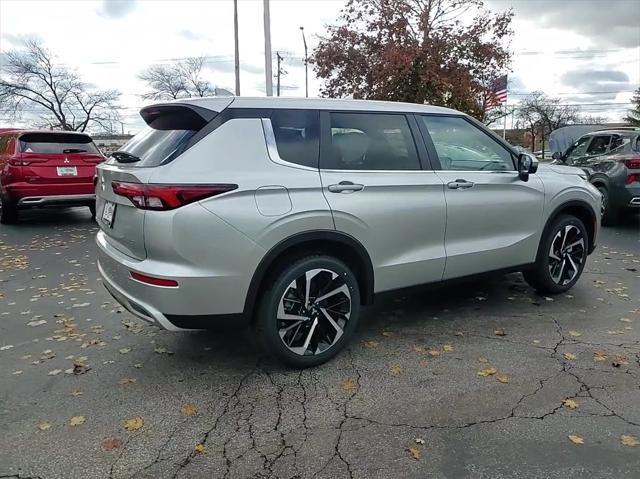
[
  {"xmin": 96, "ymin": 100, "xmax": 231, "ymax": 260},
  {"xmin": 17, "ymin": 132, "xmax": 104, "ymax": 184}
]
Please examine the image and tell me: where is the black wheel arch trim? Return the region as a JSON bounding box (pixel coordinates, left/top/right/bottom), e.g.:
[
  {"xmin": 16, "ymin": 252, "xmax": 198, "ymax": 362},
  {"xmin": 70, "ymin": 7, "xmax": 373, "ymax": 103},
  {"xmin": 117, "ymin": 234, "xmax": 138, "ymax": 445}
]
[
  {"xmin": 244, "ymin": 230, "xmax": 375, "ymax": 317},
  {"xmin": 542, "ymin": 200, "xmax": 597, "ymax": 255}
]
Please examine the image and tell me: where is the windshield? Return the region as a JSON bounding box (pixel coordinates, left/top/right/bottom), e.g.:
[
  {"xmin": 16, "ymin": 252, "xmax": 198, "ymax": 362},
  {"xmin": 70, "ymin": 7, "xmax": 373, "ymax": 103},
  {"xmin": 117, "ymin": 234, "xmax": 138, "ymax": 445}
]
[
  {"xmin": 19, "ymin": 133, "xmax": 100, "ymax": 154},
  {"xmin": 116, "ymin": 127, "xmax": 196, "ymax": 167},
  {"xmin": 564, "ymin": 136, "xmax": 591, "ymax": 163}
]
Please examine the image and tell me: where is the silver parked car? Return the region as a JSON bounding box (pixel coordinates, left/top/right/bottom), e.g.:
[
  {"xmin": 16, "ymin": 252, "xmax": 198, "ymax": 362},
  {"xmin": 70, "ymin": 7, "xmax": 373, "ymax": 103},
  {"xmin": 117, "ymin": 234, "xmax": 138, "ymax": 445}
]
[{"xmin": 95, "ymin": 98, "xmax": 601, "ymax": 367}]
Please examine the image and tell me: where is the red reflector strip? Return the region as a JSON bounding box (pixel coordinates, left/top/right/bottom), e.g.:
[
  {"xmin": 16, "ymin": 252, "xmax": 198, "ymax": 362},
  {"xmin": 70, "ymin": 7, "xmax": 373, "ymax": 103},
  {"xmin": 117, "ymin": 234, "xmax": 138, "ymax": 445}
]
[
  {"xmin": 130, "ymin": 271, "xmax": 179, "ymax": 287},
  {"xmin": 626, "ymin": 174, "xmax": 640, "ymax": 185},
  {"xmin": 111, "ymin": 182, "xmax": 237, "ymax": 210},
  {"xmin": 623, "ymin": 158, "xmax": 640, "ymax": 169}
]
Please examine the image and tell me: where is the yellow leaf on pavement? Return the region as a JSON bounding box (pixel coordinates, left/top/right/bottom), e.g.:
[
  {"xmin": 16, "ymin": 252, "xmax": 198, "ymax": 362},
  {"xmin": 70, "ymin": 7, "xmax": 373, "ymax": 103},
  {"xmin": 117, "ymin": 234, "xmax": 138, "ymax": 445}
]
[
  {"xmin": 37, "ymin": 421, "xmax": 51, "ymax": 431},
  {"xmin": 593, "ymin": 351, "xmax": 608, "ymax": 361},
  {"xmin": 407, "ymin": 446, "xmax": 420, "ymax": 460},
  {"xmin": 194, "ymin": 443, "xmax": 206, "ymax": 454},
  {"xmin": 494, "ymin": 329, "xmax": 506, "ymax": 336},
  {"xmin": 478, "ymin": 367, "xmax": 497, "ymax": 377},
  {"xmin": 363, "ymin": 340, "xmax": 379, "ymax": 349},
  {"xmin": 568, "ymin": 434, "xmax": 584, "ymax": 445},
  {"xmin": 563, "ymin": 399, "xmax": 579, "ymax": 409},
  {"xmin": 496, "ymin": 375, "xmax": 510, "ymax": 384},
  {"xmin": 340, "ymin": 379, "xmax": 358, "ymax": 392},
  {"xmin": 389, "ymin": 366, "xmax": 402, "ymax": 375},
  {"xmin": 621, "ymin": 435, "xmax": 639, "ymax": 447},
  {"xmin": 124, "ymin": 416, "xmax": 144, "ymax": 431},
  {"xmin": 118, "ymin": 378, "xmax": 137, "ymax": 385},
  {"xmin": 69, "ymin": 416, "xmax": 86, "ymax": 426},
  {"xmin": 563, "ymin": 352, "xmax": 577, "ymax": 361},
  {"xmin": 568, "ymin": 330, "xmax": 582, "ymax": 337},
  {"xmin": 180, "ymin": 403, "xmax": 199, "ymax": 416},
  {"xmin": 427, "ymin": 349, "xmax": 441, "ymax": 357},
  {"xmin": 443, "ymin": 344, "xmax": 454, "ymax": 352}
]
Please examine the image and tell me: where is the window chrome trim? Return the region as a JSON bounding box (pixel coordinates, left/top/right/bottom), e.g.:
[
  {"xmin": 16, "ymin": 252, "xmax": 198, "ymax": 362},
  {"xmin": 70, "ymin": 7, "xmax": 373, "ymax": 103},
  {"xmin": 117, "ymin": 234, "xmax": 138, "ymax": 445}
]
[{"xmin": 261, "ymin": 118, "xmax": 318, "ymax": 172}]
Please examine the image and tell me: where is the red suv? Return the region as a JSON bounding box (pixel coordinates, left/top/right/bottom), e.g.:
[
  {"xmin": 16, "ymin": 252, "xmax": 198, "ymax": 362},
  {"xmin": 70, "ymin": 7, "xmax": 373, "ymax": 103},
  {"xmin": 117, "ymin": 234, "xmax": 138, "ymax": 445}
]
[{"xmin": 0, "ymin": 129, "xmax": 105, "ymax": 224}]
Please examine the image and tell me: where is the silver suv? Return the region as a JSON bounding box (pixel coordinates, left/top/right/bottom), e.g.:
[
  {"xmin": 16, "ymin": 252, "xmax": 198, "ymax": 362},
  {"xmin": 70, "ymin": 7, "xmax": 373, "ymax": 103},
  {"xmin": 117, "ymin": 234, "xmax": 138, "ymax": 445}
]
[{"xmin": 95, "ymin": 98, "xmax": 601, "ymax": 367}]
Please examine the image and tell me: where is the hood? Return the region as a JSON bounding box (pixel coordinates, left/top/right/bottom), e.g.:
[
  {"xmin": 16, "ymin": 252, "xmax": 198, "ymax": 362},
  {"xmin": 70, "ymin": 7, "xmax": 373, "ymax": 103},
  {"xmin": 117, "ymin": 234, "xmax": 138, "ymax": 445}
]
[{"xmin": 538, "ymin": 163, "xmax": 588, "ymax": 178}]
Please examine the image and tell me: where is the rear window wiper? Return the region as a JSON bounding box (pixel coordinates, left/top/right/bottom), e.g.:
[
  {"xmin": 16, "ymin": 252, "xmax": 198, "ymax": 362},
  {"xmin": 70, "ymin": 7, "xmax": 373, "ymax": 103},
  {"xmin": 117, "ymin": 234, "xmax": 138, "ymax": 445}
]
[
  {"xmin": 111, "ymin": 151, "xmax": 141, "ymax": 163},
  {"xmin": 63, "ymin": 148, "xmax": 87, "ymax": 153}
]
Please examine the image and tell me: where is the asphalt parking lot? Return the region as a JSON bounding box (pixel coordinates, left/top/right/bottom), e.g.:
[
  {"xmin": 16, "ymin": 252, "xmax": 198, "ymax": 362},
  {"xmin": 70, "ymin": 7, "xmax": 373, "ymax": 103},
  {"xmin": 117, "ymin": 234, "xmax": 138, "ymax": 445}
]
[{"xmin": 1, "ymin": 208, "xmax": 638, "ymax": 479}]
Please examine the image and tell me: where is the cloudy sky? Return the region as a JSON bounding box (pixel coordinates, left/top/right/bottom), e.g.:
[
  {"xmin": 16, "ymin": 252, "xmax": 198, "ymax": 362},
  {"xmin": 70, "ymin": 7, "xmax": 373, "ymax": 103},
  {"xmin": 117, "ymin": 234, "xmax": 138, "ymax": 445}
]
[{"xmin": 0, "ymin": 0, "xmax": 638, "ymax": 132}]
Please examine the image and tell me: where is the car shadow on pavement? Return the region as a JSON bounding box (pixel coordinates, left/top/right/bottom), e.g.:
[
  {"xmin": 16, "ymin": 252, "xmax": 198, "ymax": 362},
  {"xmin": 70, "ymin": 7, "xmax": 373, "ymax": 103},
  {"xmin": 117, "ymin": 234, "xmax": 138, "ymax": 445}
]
[{"xmin": 7, "ymin": 206, "xmax": 96, "ymax": 228}]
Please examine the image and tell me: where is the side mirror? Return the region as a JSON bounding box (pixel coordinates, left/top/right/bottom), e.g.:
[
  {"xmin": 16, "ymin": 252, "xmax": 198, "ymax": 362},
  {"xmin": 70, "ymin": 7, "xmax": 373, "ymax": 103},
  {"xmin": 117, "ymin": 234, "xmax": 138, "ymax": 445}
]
[
  {"xmin": 518, "ymin": 153, "xmax": 538, "ymax": 181},
  {"xmin": 551, "ymin": 151, "xmax": 562, "ymax": 161}
]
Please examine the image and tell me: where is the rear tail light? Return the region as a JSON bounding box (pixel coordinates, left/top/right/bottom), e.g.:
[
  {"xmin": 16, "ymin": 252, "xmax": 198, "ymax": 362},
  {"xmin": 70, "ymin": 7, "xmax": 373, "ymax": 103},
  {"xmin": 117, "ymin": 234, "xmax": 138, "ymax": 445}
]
[
  {"xmin": 82, "ymin": 157, "xmax": 106, "ymax": 164},
  {"xmin": 8, "ymin": 157, "xmax": 46, "ymax": 166},
  {"xmin": 623, "ymin": 158, "xmax": 640, "ymax": 169},
  {"xmin": 111, "ymin": 182, "xmax": 237, "ymax": 210},
  {"xmin": 130, "ymin": 271, "xmax": 178, "ymax": 287},
  {"xmin": 626, "ymin": 174, "xmax": 640, "ymax": 185}
]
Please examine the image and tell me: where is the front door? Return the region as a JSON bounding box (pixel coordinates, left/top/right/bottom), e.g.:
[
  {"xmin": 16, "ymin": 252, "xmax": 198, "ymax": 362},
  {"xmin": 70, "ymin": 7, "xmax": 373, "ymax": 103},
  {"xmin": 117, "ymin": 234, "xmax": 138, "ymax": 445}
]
[
  {"xmin": 319, "ymin": 111, "xmax": 446, "ymax": 293},
  {"xmin": 417, "ymin": 114, "xmax": 545, "ymax": 280}
]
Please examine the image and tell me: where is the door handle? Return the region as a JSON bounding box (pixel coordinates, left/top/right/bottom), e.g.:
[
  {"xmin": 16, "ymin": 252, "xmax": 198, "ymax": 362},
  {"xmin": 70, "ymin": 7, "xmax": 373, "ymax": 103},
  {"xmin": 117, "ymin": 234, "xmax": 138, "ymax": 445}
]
[
  {"xmin": 447, "ymin": 179, "xmax": 474, "ymax": 190},
  {"xmin": 328, "ymin": 181, "xmax": 364, "ymax": 193}
]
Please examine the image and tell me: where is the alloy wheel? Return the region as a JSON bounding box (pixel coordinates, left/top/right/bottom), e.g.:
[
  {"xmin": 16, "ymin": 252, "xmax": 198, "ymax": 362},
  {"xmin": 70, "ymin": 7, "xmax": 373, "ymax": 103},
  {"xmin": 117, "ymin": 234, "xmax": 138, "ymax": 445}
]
[
  {"xmin": 277, "ymin": 268, "xmax": 351, "ymax": 356},
  {"xmin": 548, "ymin": 225, "xmax": 585, "ymax": 285}
]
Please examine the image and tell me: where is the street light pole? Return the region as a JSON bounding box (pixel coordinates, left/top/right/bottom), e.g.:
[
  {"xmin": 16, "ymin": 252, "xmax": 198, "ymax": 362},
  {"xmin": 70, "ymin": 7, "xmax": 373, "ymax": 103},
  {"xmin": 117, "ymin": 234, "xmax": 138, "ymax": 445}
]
[
  {"xmin": 300, "ymin": 26, "xmax": 308, "ymax": 98},
  {"xmin": 263, "ymin": 0, "xmax": 273, "ymax": 97},
  {"xmin": 233, "ymin": 0, "xmax": 240, "ymax": 96}
]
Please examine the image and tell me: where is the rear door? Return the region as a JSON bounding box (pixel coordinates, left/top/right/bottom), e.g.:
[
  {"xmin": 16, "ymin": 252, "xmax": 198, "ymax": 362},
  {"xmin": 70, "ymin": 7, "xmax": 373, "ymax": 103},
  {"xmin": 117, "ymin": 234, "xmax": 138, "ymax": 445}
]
[
  {"xmin": 96, "ymin": 102, "xmax": 224, "ymax": 260},
  {"xmin": 319, "ymin": 111, "xmax": 446, "ymax": 292},
  {"xmin": 417, "ymin": 114, "xmax": 545, "ymax": 280},
  {"xmin": 17, "ymin": 132, "xmax": 103, "ymax": 186}
]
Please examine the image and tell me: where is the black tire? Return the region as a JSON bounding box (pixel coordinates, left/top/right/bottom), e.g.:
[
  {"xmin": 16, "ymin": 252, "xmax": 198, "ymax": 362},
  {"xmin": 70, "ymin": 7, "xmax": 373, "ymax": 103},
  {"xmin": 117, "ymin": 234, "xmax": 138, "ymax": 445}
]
[
  {"xmin": 256, "ymin": 255, "xmax": 361, "ymax": 368},
  {"xmin": 523, "ymin": 214, "xmax": 588, "ymax": 294},
  {"xmin": 89, "ymin": 204, "xmax": 96, "ymax": 220},
  {"xmin": 596, "ymin": 185, "xmax": 619, "ymax": 226},
  {"xmin": 0, "ymin": 196, "xmax": 18, "ymax": 225}
]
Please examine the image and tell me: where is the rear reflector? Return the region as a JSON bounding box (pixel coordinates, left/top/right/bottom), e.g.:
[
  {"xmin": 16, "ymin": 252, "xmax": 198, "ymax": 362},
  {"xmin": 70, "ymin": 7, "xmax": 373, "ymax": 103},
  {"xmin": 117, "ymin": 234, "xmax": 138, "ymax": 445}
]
[
  {"xmin": 626, "ymin": 174, "xmax": 640, "ymax": 185},
  {"xmin": 111, "ymin": 182, "xmax": 237, "ymax": 210},
  {"xmin": 130, "ymin": 271, "xmax": 178, "ymax": 287},
  {"xmin": 623, "ymin": 158, "xmax": 640, "ymax": 169}
]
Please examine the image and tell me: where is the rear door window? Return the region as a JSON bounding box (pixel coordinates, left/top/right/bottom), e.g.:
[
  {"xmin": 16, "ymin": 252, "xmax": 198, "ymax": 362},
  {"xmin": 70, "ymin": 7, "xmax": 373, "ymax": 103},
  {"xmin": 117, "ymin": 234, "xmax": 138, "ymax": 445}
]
[
  {"xmin": 19, "ymin": 133, "xmax": 100, "ymax": 154},
  {"xmin": 585, "ymin": 135, "xmax": 611, "ymax": 156},
  {"xmin": 322, "ymin": 113, "xmax": 420, "ymax": 170},
  {"xmin": 270, "ymin": 109, "xmax": 320, "ymax": 168}
]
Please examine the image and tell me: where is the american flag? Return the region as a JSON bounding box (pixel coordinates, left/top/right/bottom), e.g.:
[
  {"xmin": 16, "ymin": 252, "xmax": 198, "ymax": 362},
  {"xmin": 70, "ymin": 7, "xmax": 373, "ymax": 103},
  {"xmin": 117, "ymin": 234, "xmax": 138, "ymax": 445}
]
[{"xmin": 484, "ymin": 74, "xmax": 508, "ymax": 112}]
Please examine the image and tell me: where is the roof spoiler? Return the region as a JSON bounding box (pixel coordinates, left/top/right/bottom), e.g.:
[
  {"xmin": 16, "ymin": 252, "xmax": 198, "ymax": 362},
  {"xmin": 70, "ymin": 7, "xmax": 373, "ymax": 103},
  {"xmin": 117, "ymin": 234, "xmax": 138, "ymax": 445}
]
[{"xmin": 139, "ymin": 104, "xmax": 220, "ymax": 130}]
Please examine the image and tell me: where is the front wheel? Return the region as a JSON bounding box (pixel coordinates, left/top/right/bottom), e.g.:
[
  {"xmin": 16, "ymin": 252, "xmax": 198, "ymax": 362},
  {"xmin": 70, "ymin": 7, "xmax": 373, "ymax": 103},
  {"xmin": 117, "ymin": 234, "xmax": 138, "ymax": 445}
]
[
  {"xmin": 257, "ymin": 255, "xmax": 361, "ymax": 368},
  {"xmin": 523, "ymin": 215, "xmax": 588, "ymax": 294}
]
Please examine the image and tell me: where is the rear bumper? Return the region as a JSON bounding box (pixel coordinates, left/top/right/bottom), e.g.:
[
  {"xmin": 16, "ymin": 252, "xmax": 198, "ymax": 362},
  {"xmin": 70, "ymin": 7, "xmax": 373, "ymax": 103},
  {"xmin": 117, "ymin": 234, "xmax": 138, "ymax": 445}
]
[
  {"xmin": 17, "ymin": 193, "xmax": 95, "ymax": 207},
  {"xmin": 96, "ymin": 230, "xmax": 251, "ymax": 330},
  {"xmin": 610, "ymin": 183, "xmax": 640, "ymax": 209}
]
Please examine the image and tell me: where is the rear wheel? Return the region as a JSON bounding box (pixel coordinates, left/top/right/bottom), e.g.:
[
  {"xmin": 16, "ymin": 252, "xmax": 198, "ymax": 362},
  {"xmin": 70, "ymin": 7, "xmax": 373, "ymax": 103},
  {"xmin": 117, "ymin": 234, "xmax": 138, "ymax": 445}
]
[
  {"xmin": 523, "ymin": 215, "xmax": 588, "ymax": 294},
  {"xmin": 0, "ymin": 196, "xmax": 18, "ymax": 224},
  {"xmin": 596, "ymin": 185, "xmax": 619, "ymax": 226},
  {"xmin": 257, "ymin": 255, "xmax": 361, "ymax": 368}
]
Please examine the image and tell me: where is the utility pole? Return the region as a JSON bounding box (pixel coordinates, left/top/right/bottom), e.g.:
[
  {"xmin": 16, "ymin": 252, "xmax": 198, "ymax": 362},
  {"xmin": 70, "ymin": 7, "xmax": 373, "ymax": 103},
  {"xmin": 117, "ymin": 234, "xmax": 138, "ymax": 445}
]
[
  {"xmin": 263, "ymin": 0, "xmax": 273, "ymax": 96},
  {"xmin": 299, "ymin": 26, "xmax": 308, "ymax": 98},
  {"xmin": 233, "ymin": 0, "xmax": 240, "ymax": 96},
  {"xmin": 502, "ymin": 104, "xmax": 507, "ymax": 140},
  {"xmin": 276, "ymin": 52, "xmax": 283, "ymax": 97}
]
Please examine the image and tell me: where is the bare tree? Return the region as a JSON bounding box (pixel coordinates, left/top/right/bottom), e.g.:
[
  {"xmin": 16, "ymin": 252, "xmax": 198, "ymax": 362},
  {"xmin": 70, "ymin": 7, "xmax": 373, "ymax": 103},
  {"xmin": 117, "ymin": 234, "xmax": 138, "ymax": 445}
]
[
  {"xmin": 138, "ymin": 57, "xmax": 215, "ymax": 100},
  {"xmin": 0, "ymin": 40, "xmax": 121, "ymax": 132}
]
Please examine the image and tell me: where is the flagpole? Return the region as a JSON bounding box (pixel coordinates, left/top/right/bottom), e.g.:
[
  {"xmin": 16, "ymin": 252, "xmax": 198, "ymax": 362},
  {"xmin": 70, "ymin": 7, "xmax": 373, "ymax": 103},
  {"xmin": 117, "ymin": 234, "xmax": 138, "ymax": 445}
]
[{"xmin": 503, "ymin": 104, "xmax": 507, "ymax": 140}]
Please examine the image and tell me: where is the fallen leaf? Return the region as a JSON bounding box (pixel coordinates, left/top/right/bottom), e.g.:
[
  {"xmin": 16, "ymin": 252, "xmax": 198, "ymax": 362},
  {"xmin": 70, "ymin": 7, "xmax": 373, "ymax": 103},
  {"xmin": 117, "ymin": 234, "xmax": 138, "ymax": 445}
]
[
  {"xmin": 71, "ymin": 390, "xmax": 83, "ymax": 397},
  {"xmin": 28, "ymin": 319, "xmax": 47, "ymax": 327},
  {"xmin": 612, "ymin": 354, "xmax": 629, "ymax": 367},
  {"xmin": 496, "ymin": 375, "xmax": 510, "ymax": 384},
  {"xmin": 563, "ymin": 399, "xmax": 579, "ymax": 409},
  {"xmin": 443, "ymin": 344, "xmax": 454, "ymax": 352},
  {"xmin": 563, "ymin": 352, "xmax": 577, "ymax": 361},
  {"xmin": 124, "ymin": 416, "xmax": 144, "ymax": 431},
  {"xmin": 0, "ymin": 345, "xmax": 14, "ymax": 351},
  {"xmin": 544, "ymin": 296, "xmax": 554, "ymax": 302},
  {"xmin": 568, "ymin": 330, "xmax": 582, "ymax": 337},
  {"xmin": 415, "ymin": 438, "xmax": 425, "ymax": 445},
  {"xmin": 37, "ymin": 421, "xmax": 51, "ymax": 431},
  {"xmin": 568, "ymin": 434, "xmax": 584, "ymax": 445},
  {"xmin": 478, "ymin": 357, "xmax": 489, "ymax": 363},
  {"xmin": 389, "ymin": 366, "xmax": 403, "ymax": 375},
  {"xmin": 194, "ymin": 443, "xmax": 206, "ymax": 454},
  {"xmin": 102, "ymin": 438, "xmax": 123, "ymax": 451},
  {"xmin": 418, "ymin": 359, "xmax": 429, "ymax": 368},
  {"xmin": 593, "ymin": 351, "xmax": 608, "ymax": 361},
  {"xmin": 412, "ymin": 345, "xmax": 426, "ymax": 354},
  {"xmin": 478, "ymin": 367, "xmax": 497, "ymax": 377},
  {"xmin": 407, "ymin": 446, "xmax": 421, "ymax": 460},
  {"xmin": 621, "ymin": 434, "xmax": 639, "ymax": 447},
  {"xmin": 607, "ymin": 330, "xmax": 625, "ymax": 335},
  {"xmin": 69, "ymin": 415, "xmax": 86, "ymax": 426},
  {"xmin": 494, "ymin": 329, "xmax": 506, "ymax": 337},
  {"xmin": 180, "ymin": 403, "xmax": 199, "ymax": 416},
  {"xmin": 134, "ymin": 363, "xmax": 143, "ymax": 368},
  {"xmin": 119, "ymin": 378, "xmax": 137, "ymax": 385},
  {"xmin": 48, "ymin": 369, "xmax": 63, "ymax": 376},
  {"xmin": 119, "ymin": 348, "xmax": 131, "ymax": 354},
  {"xmin": 381, "ymin": 331, "xmax": 395, "ymax": 337},
  {"xmin": 154, "ymin": 347, "xmax": 167, "ymax": 354},
  {"xmin": 363, "ymin": 340, "xmax": 379, "ymax": 349},
  {"xmin": 427, "ymin": 349, "xmax": 441, "ymax": 357}
]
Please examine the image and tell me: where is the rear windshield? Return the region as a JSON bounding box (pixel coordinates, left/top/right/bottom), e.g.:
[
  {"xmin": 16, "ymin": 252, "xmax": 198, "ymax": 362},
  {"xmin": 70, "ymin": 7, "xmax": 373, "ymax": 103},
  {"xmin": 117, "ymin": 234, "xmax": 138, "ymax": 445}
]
[
  {"xmin": 117, "ymin": 127, "xmax": 196, "ymax": 167},
  {"xmin": 20, "ymin": 133, "xmax": 100, "ymax": 154}
]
